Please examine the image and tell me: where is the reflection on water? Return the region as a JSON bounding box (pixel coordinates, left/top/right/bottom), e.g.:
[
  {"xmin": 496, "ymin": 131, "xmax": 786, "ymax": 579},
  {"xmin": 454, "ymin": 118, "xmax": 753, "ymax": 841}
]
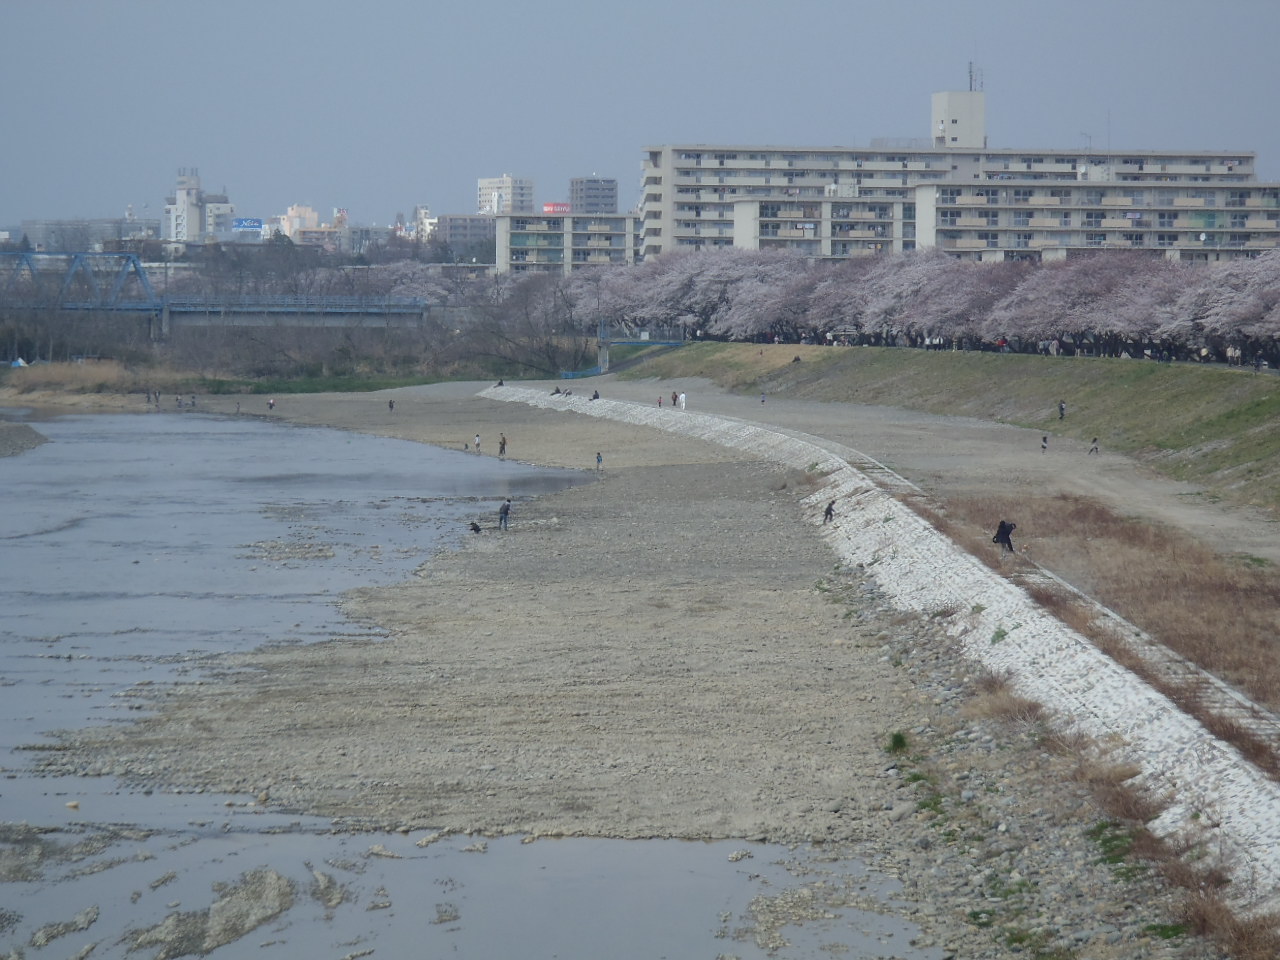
[{"xmin": 0, "ymin": 411, "xmax": 942, "ymax": 959}]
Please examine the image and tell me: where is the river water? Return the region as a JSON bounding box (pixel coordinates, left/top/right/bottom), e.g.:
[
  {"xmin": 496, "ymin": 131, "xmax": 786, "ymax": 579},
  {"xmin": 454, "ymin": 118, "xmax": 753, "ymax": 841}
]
[{"xmin": 0, "ymin": 409, "xmax": 942, "ymax": 959}]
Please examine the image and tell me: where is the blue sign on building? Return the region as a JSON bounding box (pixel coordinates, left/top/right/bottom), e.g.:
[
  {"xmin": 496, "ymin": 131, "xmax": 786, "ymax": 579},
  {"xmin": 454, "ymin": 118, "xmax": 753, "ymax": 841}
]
[{"xmin": 233, "ymin": 218, "xmax": 264, "ymax": 231}]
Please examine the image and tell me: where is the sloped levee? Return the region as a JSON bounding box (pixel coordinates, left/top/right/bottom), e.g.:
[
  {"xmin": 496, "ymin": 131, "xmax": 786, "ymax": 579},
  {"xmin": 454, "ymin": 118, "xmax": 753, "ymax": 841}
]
[{"xmin": 483, "ymin": 384, "xmax": 1280, "ymax": 913}]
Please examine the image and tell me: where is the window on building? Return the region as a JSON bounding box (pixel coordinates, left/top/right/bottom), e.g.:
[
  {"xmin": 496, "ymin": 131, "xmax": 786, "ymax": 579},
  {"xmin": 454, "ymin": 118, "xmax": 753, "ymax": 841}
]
[
  {"xmin": 1086, "ymin": 233, "xmax": 1106, "ymax": 247},
  {"xmin": 978, "ymin": 232, "xmax": 999, "ymax": 248},
  {"xmin": 1156, "ymin": 233, "xmax": 1178, "ymax": 247},
  {"xmin": 1014, "ymin": 233, "xmax": 1032, "ymax": 248},
  {"xmin": 1123, "ymin": 232, "xmax": 1145, "ymax": 247}
]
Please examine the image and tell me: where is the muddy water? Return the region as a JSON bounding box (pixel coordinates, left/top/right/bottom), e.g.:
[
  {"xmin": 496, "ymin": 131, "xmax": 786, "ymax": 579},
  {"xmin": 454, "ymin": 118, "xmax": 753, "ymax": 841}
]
[{"xmin": 0, "ymin": 410, "xmax": 943, "ymax": 959}]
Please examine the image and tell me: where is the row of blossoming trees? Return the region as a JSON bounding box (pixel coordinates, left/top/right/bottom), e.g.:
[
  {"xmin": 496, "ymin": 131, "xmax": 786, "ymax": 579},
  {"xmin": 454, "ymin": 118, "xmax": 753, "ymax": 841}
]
[
  {"xmin": 259, "ymin": 247, "xmax": 1280, "ymax": 373},
  {"xmin": 564, "ymin": 248, "xmax": 1280, "ymax": 361}
]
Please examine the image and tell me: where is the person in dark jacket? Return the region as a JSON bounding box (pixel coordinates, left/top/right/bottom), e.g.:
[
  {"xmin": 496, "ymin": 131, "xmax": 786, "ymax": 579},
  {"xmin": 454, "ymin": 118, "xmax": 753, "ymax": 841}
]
[{"xmin": 993, "ymin": 520, "xmax": 1016, "ymax": 553}]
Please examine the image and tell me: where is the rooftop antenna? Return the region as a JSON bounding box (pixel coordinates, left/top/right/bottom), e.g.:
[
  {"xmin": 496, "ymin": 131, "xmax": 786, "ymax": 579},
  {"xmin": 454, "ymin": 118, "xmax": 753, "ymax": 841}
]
[{"xmin": 968, "ymin": 61, "xmax": 984, "ymax": 91}]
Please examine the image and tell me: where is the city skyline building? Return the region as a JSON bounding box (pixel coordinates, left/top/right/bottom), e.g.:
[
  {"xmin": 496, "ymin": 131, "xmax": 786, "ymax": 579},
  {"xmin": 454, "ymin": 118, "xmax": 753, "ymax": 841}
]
[
  {"xmin": 569, "ymin": 177, "xmax": 619, "ymax": 215},
  {"xmin": 640, "ymin": 91, "xmax": 1280, "ymax": 263},
  {"xmin": 477, "ymin": 174, "xmax": 534, "ymax": 215},
  {"xmin": 431, "ymin": 214, "xmax": 497, "ymax": 254},
  {"xmin": 163, "ymin": 169, "xmax": 235, "ymax": 242},
  {"xmin": 495, "ymin": 213, "xmax": 641, "ymax": 275},
  {"xmin": 16, "ymin": 212, "xmax": 160, "ymax": 252}
]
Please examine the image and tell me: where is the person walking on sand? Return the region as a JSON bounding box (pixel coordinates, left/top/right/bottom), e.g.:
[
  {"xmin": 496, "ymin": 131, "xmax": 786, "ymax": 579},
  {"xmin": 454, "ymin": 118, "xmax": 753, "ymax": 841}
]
[
  {"xmin": 671, "ymin": 390, "xmax": 678, "ymax": 408},
  {"xmin": 823, "ymin": 500, "xmax": 835, "ymax": 524},
  {"xmin": 1089, "ymin": 437, "xmax": 1099, "ymax": 455},
  {"xmin": 993, "ymin": 520, "xmax": 1016, "ymax": 553},
  {"xmin": 1058, "ymin": 399, "xmax": 1066, "ymax": 420},
  {"xmin": 498, "ymin": 498, "xmax": 511, "ymax": 531},
  {"xmin": 658, "ymin": 396, "xmax": 663, "ymax": 407},
  {"xmin": 678, "ymin": 392, "xmax": 687, "ymax": 410},
  {"xmin": 474, "ymin": 434, "xmax": 481, "ymax": 453},
  {"xmin": 596, "ymin": 451, "xmax": 603, "ymax": 472},
  {"xmin": 268, "ymin": 398, "xmax": 275, "ymax": 411},
  {"xmin": 499, "ymin": 433, "xmax": 507, "ymax": 457},
  {"xmin": 388, "ymin": 399, "xmax": 395, "ymax": 413},
  {"xmin": 1041, "ymin": 435, "xmax": 1048, "ymax": 454}
]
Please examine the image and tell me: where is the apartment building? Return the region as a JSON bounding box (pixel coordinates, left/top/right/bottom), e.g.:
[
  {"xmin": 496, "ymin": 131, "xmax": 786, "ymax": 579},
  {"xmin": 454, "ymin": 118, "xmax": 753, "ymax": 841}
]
[
  {"xmin": 477, "ymin": 174, "xmax": 534, "ymax": 215},
  {"xmin": 19, "ymin": 215, "xmax": 160, "ymax": 252},
  {"xmin": 569, "ymin": 177, "xmax": 619, "ymax": 214},
  {"xmin": 495, "ymin": 213, "xmax": 642, "ymax": 274},
  {"xmin": 430, "ymin": 214, "xmax": 496, "ymax": 251},
  {"xmin": 163, "ymin": 169, "xmax": 235, "ymax": 242},
  {"xmin": 641, "ymin": 92, "xmax": 1280, "ymax": 263}
]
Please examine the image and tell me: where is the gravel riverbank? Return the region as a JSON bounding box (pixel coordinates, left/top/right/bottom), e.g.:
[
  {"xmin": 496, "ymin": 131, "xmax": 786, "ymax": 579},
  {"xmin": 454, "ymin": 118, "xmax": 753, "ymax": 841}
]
[
  {"xmin": 0, "ymin": 422, "xmax": 47, "ymax": 458},
  {"xmin": 16, "ymin": 382, "xmax": 1231, "ymax": 958}
]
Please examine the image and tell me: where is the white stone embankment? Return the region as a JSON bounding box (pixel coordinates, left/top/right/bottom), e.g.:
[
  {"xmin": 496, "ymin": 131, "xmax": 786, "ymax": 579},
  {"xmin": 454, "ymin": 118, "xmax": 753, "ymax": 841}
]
[{"xmin": 486, "ymin": 384, "xmax": 1280, "ymax": 913}]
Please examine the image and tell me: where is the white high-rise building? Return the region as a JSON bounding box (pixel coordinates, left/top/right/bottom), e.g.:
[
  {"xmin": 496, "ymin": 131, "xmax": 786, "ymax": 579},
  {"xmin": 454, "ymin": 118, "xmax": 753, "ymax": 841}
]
[
  {"xmin": 163, "ymin": 169, "xmax": 235, "ymax": 242},
  {"xmin": 477, "ymin": 174, "xmax": 534, "ymax": 215}
]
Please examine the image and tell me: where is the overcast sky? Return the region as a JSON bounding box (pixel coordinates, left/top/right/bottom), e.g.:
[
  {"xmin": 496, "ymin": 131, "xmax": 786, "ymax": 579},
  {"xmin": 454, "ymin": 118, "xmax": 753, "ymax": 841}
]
[{"xmin": 4, "ymin": 0, "xmax": 1279, "ymax": 229}]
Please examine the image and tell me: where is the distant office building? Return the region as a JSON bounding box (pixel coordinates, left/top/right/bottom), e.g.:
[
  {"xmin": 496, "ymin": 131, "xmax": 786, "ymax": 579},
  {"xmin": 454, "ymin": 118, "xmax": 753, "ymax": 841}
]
[
  {"xmin": 570, "ymin": 177, "xmax": 618, "ymax": 214},
  {"xmin": 496, "ymin": 213, "xmax": 642, "ymax": 274},
  {"xmin": 163, "ymin": 169, "xmax": 235, "ymax": 242},
  {"xmin": 412, "ymin": 205, "xmax": 435, "ymax": 242},
  {"xmin": 641, "ymin": 91, "xmax": 1280, "ymax": 263},
  {"xmin": 267, "ymin": 204, "xmax": 321, "ymax": 239},
  {"xmin": 431, "ymin": 214, "xmax": 497, "ymax": 252},
  {"xmin": 19, "ymin": 213, "xmax": 160, "ymax": 252},
  {"xmin": 477, "ymin": 174, "xmax": 534, "ymax": 215}
]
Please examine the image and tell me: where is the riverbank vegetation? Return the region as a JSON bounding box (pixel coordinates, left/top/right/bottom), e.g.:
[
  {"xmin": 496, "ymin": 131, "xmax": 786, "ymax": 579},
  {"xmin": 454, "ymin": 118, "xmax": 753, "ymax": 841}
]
[{"xmin": 4, "ymin": 247, "xmax": 1279, "ymax": 379}]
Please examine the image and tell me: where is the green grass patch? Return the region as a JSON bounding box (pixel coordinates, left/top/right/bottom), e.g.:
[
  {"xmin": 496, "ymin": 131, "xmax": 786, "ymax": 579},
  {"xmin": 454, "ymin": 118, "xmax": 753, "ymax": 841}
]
[{"xmin": 1144, "ymin": 922, "xmax": 1189, "ymax": 940}]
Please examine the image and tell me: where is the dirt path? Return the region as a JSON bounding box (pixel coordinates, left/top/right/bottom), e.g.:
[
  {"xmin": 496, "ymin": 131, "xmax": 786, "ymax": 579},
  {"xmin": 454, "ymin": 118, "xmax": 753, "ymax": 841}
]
[{"xmin": 577, "ymin": 374, "xmax": 1280, "ymax": 566}]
